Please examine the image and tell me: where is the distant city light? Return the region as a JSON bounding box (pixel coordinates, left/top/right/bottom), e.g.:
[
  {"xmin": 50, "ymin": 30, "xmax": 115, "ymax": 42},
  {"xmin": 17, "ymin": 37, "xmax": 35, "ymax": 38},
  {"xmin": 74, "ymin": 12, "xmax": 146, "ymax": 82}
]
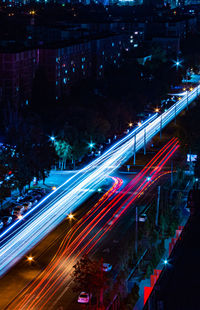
[
  {"xmin": 155, "ymin": 108, "xmax": 160, "ymax": 113},
  {"xmin": 138, "ymin": 121, "xmax": 142, "ymax": 126},
  {"xmin": 147, "ymin": 177, "xmax": 151, "ymax": 181},
  {"xmin": 52, "ymin": 186, "xmax": 57, "ymax": 191},
  {"xmin": 129, "ymin": 122, "xmax": 133, "ymax": 127},
  {"xmin": 97, "ymin": 188, "xmax": 102, "ymax": 192}
]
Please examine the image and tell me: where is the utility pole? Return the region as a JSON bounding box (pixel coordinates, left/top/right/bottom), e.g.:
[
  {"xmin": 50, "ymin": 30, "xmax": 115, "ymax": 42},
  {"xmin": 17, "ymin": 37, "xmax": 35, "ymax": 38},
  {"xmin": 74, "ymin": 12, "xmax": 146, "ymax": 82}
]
[
  {"xmin": 133, "ymin": 134, "xmax": 136, "ymax": 166},
  {"xmin": 144, "ymin": 128, "xmax": 146, "ymax": 155},
  {"xmin": 135, "ymin": 206, "xmax": 138, "ymax": 256},
  {"xmin": 155, "ymin": 186, "xmax": 160, "ymax": 227}
]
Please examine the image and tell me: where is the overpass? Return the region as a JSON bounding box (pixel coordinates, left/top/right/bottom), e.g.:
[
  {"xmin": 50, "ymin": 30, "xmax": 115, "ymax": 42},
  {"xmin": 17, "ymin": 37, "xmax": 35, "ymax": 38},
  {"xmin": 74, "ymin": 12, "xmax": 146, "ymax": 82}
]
[{"xmin": 0, "ymin": 84, "xmax": 199, "ymax": 277}]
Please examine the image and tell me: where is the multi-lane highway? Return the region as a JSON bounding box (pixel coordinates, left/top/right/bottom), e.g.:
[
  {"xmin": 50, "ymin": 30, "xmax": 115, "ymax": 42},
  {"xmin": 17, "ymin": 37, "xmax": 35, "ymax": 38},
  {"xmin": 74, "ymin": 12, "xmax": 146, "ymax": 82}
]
[
  {"xmin": 0, "ymin": 85, "xmax": 198, "ymax": 277},
  {"xmin": 4, "ymin": 138, "xmax": 179, "ymax": 310}
]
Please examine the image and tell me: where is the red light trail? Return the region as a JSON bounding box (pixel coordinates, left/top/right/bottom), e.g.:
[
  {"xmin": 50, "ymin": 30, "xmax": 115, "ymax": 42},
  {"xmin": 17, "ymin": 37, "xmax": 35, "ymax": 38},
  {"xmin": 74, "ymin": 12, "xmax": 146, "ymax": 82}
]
[{"xmin": 9, "ymin": 138, "xmax": 179, "ymax": 310}]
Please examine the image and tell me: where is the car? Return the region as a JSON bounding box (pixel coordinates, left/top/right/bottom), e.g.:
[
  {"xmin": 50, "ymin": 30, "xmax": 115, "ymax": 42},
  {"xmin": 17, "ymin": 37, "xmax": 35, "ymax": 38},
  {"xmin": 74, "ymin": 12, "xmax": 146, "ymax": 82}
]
[
  {"xmin": 77, "ymin": 292, "xmax": 91, "ymax": 304},
  {"xmin": 23, "ymin": 202, "xmax": 32, "ymax": 211},
  {"xmin": 139, "ymin": 213, "xmax": 147, "ymax": 222},
  {"xmin": 13, "ymin": 206, "xmax": 24, "ymax": 217},
  {"xmin": 102, "ymin": 263, "xmax": 112, "ymax": 272},
  {"xmin": 2, "ymin": 216, "xmax": 12, "ymax": 226}
]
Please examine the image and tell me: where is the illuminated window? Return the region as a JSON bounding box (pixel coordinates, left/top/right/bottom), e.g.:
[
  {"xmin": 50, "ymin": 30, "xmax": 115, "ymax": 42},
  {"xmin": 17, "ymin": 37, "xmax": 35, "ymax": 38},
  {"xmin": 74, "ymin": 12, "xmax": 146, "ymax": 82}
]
[
  {"xmin": 73, "ymin": 68, "xmax": 75, "ymax": 72},
  {"xmin": 112, "ymin": 42, "xmax": 114, "ymax": 47},
  {"xmin": 82, "ymin": 65, "xmax": 84, "ymax": 69},
  {"xmin": 63, "ymin": 78, "xmax": 67, "ymax": 84}
]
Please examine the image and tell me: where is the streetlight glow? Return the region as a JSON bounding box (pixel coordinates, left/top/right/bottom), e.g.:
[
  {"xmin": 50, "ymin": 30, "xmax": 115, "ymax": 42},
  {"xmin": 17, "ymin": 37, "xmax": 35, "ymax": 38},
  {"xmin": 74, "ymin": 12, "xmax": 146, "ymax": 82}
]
[
  {"xmin": 88, "ymin": 142, "xmax": 95, "ymax": 149},
  {"xmin": 163, "ymin": 258, "xmax": 168, "ymax": 265},
  {"xmin": 129, "ymin": 122, "xmax": 133, "ymax": 128},
  {"xmin": 27, "ymin": 255, "xmax": 34, "ymax": 262},
  {"xmin": 68, "ymin": 213, "xmax": 74, "ymax": 220},
  {"xmin": 172, "ymin": 58, "xmax": 183, "ymax": 69},
  {"xmin": 50, "ymin": 136, "xmax": 55, "ymax": 142}
]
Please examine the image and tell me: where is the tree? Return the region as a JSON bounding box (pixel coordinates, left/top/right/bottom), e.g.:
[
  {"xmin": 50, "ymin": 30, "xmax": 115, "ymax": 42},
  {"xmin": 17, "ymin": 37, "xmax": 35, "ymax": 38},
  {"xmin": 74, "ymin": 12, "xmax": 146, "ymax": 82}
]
[
  {"xmin": 54, "ymin": 140, "xmax": 72, "ymax": 170},
  {"xmin": 73, "ymin": 255, "xmax": 109, "ymax": 309}
]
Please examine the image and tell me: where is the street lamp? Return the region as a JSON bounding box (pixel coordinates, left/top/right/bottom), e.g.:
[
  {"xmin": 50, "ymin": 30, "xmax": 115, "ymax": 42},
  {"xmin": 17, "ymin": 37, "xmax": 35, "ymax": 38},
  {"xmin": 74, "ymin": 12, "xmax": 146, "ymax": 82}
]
[
  {"xmin": 128, "ymin": 122, "xmax": 133, "ymax": 128},
  {"xmin": 88, "ymin": 141, "xmax": 95, "ymax": 150},
  {"xmin": 27, "ymin": 255, "xmax": 34, "ymax": 263},
  {"xmin": 50, "ymin": 136, "xmax": 56, "ymax": 143},
  {"xmin": 163, "ymin": 259, "xmax": 168, "ymax": 266},
  {"xmin": 172, "ymin": 58, "xmax": 183, "ymax": 69},
  {"xmin": 155, "ymin": 107, "xmax": 160, "ymax": 113},
  {"xmin": 68, "ymin": 213, "xmax": 74, "ymax": 220},
  {"xmin": 138, "ymin": 121, "xmax": 142, "ymax": 127}
]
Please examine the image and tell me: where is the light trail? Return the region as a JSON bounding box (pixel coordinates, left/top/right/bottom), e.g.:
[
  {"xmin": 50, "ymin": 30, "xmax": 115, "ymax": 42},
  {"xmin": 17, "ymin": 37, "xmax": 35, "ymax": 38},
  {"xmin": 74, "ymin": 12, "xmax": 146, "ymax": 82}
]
[
  {"xmin": 0, "ymin": 83, "xmax": 198, "ymax": 276},
  {"xmin": 9, "ymin": 139, "xmax": 179, "ymax": 310}
]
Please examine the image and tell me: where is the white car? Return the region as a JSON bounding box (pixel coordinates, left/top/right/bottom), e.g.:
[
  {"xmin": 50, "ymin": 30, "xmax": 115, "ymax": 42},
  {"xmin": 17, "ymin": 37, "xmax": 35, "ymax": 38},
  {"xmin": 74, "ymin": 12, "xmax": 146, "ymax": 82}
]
[
  {"xmin": 78, "ymin": 292, "xmax": 91, "ymax": 304},
  {"xmin": 102, "ymin": 263, "xmax": 112, "ymax": 272},
  {"xmin": 139, "ymin": 213, "xmax": 147, "ymax": 222}
]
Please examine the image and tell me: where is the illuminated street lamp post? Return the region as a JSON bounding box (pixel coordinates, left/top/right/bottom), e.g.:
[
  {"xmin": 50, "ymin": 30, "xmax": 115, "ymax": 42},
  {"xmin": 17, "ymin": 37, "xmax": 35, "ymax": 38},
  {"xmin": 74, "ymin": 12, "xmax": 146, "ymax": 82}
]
[{"xmin": 88, "ymin": 141, "xmax": 95, "ymax": 153}]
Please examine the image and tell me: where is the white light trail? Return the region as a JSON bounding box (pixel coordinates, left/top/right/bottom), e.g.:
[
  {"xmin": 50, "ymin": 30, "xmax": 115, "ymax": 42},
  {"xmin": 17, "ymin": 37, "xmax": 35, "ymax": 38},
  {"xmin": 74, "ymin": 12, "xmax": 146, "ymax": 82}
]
[{"xmin": 0, "ymin": 85, "xmax": 199, "ymax": 276}]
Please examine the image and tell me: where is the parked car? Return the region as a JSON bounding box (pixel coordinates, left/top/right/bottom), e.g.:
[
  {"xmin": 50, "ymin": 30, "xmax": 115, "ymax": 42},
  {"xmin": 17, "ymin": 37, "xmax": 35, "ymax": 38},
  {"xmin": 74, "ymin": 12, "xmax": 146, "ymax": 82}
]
[
  {"xmin": 13, "ymin": 206, "xmax": 24, "ymax": 217},
  {"xmin": 78, "ymin": 292, "xmax": 91, "ymax": 304},
  {"xmin": 23, "ymin": 202, "xmax": 32, "ymax": 211},
  {"xmin": 102, "ymin": 263, "xmax": 112, "ymax": 272},
  {"xmin": 2, "ymin": 216, "xmax": 12, "ymax": 226}
]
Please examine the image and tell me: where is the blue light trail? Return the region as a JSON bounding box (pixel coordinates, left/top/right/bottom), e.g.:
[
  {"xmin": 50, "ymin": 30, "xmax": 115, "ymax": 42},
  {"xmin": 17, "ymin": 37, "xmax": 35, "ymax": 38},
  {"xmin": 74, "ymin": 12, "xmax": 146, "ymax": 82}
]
[{"xmin": 0, "ymin": 85, "xmax": 199, "ymax": 276}]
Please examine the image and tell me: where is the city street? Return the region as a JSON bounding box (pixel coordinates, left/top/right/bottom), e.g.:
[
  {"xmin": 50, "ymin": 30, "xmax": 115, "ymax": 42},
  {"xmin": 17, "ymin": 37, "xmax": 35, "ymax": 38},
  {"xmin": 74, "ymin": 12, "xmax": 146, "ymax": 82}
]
[{"xmin": 0, "ymin": 138, "xmax": 179, "ymax": 309}]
